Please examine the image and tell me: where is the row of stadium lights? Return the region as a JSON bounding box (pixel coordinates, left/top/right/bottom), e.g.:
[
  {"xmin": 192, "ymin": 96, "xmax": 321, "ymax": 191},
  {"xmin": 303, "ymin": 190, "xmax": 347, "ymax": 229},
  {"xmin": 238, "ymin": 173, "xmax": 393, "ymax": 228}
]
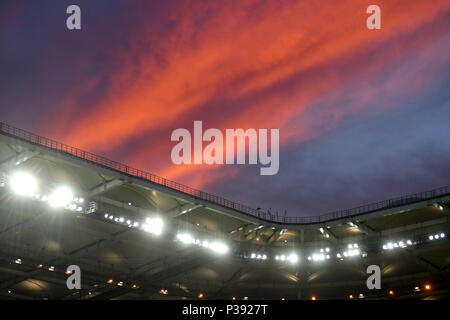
[
  {"xmin": 382, "ymin": 233, "xmax": 446, "ymax": 251},
  {"xmin": 4, "ymin": 171, "xmax": 448, "ymax": 265},
  {"xmin": 6, "ymin": 172, "xmax": 84, "ymax": 210},
  {"xmin": 101, "ymin": 206, "xmax": 374, "ymax": 264},
  {"xmin": 14, "ymin": 256, "xmax": 216, "ymax": 300},
  {"xmin": 2, "ymin": 171, "xmax": 230, "ymax": 255},
  {"xmin": 157, "ymin": 285, "xmax": 433, "ymax": 300},
  {"xmin": 12, "ymin": 257, "xmax": 142, "ymax": 293},
  {"xmin": 98, "ymin": 215, "xmax": 230, "ymax": 255},
  {"xmin": 16, "ymin": 254, "xmax": 436, "ymax": 300},
  {"xmin": 11, "ymin": 255, "xmax": 437, "ymax": 299},
  {"xmin": 326, "ymin": 284, "xmax": 433, "ymax": 300},
  {"xmin": 308, "ymin": 247, "xmax": 332, "ymax": 261},
  {"xmin": 160, "ymin": 282, "xmax": 432, "ymax": 299},
  {"xmin": 247, "ymin": 245, "xmax": 364, "ymax": 264},
  {"xmin": 9, "ymin": 249, "xmax": 444, "ymax": 300},
  {"xmin": 175, "ymin": 233, "xmax": 229, "ymax": 254},
  {"xmin": 102, "ymin": 211, "xmax": 230, "ymax": 254},
  {"xmin": 428, "ymin": 233, "xmax": 446, "ymax": 241},
  {"xmin": 91, "ymin": 208, "xmax": 230, "ymax": 255},
  {"xmin": 225, "ymin": 230, "xmax": 446, "ymax": 263}
]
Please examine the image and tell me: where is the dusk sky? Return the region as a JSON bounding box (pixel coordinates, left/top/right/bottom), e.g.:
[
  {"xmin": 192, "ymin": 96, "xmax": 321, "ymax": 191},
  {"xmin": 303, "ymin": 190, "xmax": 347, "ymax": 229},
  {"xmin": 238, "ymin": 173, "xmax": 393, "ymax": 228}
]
[{"xmin": 1, "ymin": 0, "xmax": 449, "ymax": 217}]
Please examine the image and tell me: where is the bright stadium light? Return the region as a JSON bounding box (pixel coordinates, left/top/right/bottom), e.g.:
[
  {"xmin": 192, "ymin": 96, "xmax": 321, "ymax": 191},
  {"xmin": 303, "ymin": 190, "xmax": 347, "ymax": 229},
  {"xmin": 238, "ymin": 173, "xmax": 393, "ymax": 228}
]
[
  {"xmin": 142, "ymin": 217, "xmax": 163, "ymax": 235},
  {"xmin": 312, "ymin": 253, "xmax": 325, "ymax": 261},
  {"xmin": 383, "ymin": 239, "xmax": 415, "ymax": 250},
  {"xmin": 338, "ymin": 246, "xmax": 362, "ymax": 259},
  {"xmin": 287, "ymin": 253, "xmax": 298, "ymax": 264},
  {"xmin": 48, "ymin": 186, "xmax": 73, "ymax": 208},
  {"xmin": 10, "ymin": 172, "xmax": 37, "ymax": 196},
  {"xmin": 210, "ymin": 241, "xmax": 228, "ymax": 254},
  {"xmin": 177, "ymin": 233, "xmax": 193, "ymax": 244}
]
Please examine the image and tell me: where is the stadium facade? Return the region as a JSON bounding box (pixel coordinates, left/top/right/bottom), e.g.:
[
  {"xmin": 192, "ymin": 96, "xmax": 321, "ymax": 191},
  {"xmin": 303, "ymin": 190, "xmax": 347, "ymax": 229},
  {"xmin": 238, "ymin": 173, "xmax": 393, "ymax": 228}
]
[{"xmin": 0, "ymin": 122, "xmax": 448, "ymax": 300}]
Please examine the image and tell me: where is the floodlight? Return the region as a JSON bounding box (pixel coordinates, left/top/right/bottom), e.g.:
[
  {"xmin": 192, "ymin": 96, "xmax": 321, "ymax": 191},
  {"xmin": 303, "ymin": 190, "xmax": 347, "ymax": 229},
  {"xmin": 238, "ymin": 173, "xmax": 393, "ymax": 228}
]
[
  {"xmin": 210, "ymin": 241, "xmax": 228, "ymax": 254},
  {"xmin": 288, "ymin": 253, "xmax": 298, "ymax": 264},
  {"xmin": 10, "ymin": 172, "xmax": 37, "ymax": 196},
  {"xmin": 177, "ymin": 233, "xmax": 193, "ymax": 244},
  {"xmin": 48, "ymin": 186, "xmax": 73, "ymax": 208},
  {"xmin": 142, "ymin": 217, "xmax": 163, "ymax": 235}
]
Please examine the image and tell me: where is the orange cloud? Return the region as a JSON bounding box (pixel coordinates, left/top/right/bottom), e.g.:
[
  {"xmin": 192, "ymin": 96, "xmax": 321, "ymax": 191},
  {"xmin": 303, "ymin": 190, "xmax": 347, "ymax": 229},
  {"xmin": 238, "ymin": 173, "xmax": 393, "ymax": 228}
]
[{"xmin": 53, "ymin": 0, "xmax": 449, "ymax": 189}]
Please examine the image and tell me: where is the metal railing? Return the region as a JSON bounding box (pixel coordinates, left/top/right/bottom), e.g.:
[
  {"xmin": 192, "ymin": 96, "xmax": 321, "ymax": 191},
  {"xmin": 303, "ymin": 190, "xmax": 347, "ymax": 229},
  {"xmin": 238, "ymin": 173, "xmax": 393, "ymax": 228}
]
[{"xmin": 1, "ymin": 121, "xmax": 449, "ymax": 225}]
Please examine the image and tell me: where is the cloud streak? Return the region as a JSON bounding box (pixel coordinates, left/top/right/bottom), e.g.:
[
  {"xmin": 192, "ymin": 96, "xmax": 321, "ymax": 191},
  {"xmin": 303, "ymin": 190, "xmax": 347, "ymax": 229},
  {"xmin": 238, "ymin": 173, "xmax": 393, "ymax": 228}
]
[{"xmin": 1, "ymin": 0, "xmax": 449, "ymax": 215}]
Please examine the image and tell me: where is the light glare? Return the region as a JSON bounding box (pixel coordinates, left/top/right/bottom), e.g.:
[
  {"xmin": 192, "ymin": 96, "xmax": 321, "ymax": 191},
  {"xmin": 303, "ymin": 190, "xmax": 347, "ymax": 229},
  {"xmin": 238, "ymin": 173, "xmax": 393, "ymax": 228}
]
[
  {"xmin": 142, "ymin": 217, "xmax": 163, "ymax": 235},
  {"xmin": 48, "ymin": 186, "xmax": 73, "ymax": 208},
  {"xmin": 10, "ymin": 172, "xmax": 37, "ymax": 196},
  {"xmin": 210, "ymin": 241, "xmax": 228, "ymax": 254}
]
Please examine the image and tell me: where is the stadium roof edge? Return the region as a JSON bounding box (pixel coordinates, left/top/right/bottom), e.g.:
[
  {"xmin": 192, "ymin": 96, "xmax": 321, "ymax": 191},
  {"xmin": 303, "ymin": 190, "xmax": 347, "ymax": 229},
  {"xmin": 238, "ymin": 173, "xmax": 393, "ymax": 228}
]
[{"xmin": 0, "ymin": 121, "xmax": 449, "ymax": 229}]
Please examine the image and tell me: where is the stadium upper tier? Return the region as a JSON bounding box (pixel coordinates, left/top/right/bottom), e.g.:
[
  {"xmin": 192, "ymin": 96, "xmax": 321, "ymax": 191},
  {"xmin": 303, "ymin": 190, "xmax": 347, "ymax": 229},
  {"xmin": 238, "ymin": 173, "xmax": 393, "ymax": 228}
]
[{"xmin": 0, "ymin": 121, "xmax": 449, "ymax": 228}]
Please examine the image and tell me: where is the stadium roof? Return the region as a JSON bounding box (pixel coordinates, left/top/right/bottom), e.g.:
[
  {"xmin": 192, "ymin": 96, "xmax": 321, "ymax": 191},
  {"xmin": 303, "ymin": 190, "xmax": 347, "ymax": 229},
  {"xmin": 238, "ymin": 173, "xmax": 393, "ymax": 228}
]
[{"xmin": 0, "ymin": 122, "xmax": 449, "ymax": 300}]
